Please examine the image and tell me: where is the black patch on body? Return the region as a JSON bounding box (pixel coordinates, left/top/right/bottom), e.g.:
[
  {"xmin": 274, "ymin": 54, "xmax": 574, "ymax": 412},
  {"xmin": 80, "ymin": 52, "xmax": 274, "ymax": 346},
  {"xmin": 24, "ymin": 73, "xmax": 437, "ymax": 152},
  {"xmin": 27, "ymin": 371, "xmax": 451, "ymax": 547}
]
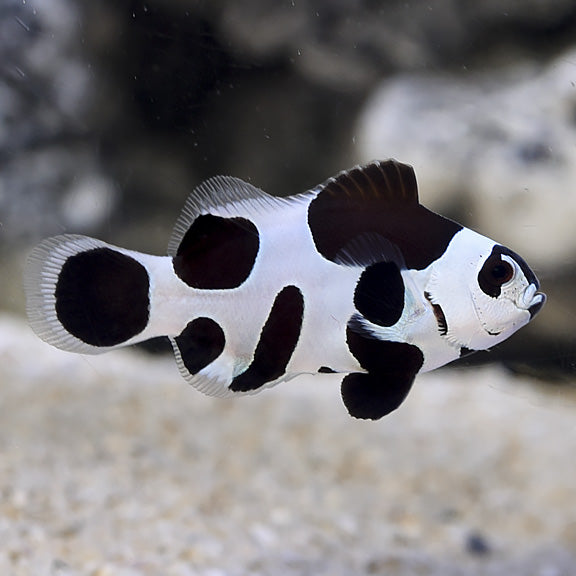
[
  {"xmin": 459, "ymin": 347, "xmax": 477, "ymax": 358},
  {"xmin": 342, "ymin": 327, "xmax": 424, "ymax": 420},
  {"xmin": 355, "ymin": 262, "xmax": 404, "ymax": 327},
  {"xmin": 174, "ymin": 317, "xmax": 225, "ymax": 374},
  {"xmin": 318, "ymin": 366, "xmax": 336, "ymax": 373},
  {"xmin": 55, "ymin": 248, "xmax": 149, "ymax": 346},
  {"xmin": 230, "ymin": 285, "xmax": 304, "ymax": 392},
  {"xmin": 173, "ymin": 214, "xmax": 259, "ymax": 289},
  {"xmin": 308, "ymin": 160, "xmax": 462, "ymax": 270}
]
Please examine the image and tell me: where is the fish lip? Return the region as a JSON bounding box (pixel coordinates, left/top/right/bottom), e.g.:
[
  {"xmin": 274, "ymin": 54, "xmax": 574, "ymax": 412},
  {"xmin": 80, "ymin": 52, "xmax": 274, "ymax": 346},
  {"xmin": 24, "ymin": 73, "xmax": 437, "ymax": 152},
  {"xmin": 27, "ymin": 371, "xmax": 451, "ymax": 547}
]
[{"xmin": 519, "ymin": 283, "xmax": 546, "ymax": 318}]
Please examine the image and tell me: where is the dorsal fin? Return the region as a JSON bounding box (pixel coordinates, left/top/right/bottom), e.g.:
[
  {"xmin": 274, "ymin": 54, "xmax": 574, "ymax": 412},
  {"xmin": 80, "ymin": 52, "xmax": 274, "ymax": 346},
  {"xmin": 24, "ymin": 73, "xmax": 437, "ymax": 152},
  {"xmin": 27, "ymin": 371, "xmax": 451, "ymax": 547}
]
[
  {"xmin": 168, "ymin": 176, "xmax": 278, "ymax": 257},
  {"xmin": 315, "ymin": 159, "xmax": 419, "ymax": 207},
  {"xmin": 308, "ymin": 159, "xmax": 462, "ymax": 270}
]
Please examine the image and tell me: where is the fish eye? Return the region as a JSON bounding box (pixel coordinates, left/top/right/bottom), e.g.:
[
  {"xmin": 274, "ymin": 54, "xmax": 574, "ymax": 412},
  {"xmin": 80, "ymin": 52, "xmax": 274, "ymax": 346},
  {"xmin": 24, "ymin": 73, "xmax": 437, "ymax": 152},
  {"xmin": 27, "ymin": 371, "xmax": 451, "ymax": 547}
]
[
  {"xmin": 478, "ymin": 253, "xmax": 516, "ymax": 297},
  {"xmin": 490, "ymin": 261, "xmax": 514, "ymax": 284}
]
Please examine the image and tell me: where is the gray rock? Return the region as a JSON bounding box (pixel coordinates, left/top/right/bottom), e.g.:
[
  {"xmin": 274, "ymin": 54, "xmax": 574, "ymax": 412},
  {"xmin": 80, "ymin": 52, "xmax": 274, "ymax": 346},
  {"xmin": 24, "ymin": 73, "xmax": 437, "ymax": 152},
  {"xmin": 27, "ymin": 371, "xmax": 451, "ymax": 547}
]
[
  {"xmin": 218, "ymin": 0, "xmax": 576, "ymax": 89},
  {"xmin": 0, "ymin": 0, "xmax": 115, "ymax": 241}
]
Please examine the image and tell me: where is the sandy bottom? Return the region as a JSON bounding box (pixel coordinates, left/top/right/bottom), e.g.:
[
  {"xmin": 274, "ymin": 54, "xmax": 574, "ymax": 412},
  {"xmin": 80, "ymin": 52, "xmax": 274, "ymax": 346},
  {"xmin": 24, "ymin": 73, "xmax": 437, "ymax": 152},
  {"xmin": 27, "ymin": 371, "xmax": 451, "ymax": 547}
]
[{"xmin": 1, "ymin": 314, "xmax": 575, "ymax": 576}]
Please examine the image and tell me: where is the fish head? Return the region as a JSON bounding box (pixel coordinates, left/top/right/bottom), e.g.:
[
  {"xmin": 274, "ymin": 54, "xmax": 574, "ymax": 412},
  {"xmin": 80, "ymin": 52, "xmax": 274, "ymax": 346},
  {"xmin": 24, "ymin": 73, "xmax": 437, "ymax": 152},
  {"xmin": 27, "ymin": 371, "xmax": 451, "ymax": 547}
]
[
  {"xmin": 468, "ymin": 243, "xmax": 545, "ymax": 347},
  {"xmin": 424, "ymin": 229, "xmax": 546, "ymax": 352}
]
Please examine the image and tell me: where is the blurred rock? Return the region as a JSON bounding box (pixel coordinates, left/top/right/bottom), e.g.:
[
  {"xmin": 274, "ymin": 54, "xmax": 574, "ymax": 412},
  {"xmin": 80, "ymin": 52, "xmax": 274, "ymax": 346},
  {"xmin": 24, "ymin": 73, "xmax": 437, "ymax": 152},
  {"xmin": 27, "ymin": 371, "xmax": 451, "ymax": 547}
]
[
  {"xmin": 218, "ymin": 0, "xmax": 576, "ymax": 89},
  {"xmin": 356, "ymin": 48, "xmax": 576, "ymax": 270},
  {"xmin": 0, "ymin": 0, "xmax": 115, "ymax": 242}
]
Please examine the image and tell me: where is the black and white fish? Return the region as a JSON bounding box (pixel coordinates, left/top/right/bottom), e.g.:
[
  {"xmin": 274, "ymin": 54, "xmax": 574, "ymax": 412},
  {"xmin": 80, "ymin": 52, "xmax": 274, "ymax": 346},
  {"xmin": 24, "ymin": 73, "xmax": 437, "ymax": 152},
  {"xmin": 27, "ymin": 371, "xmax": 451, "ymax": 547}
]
[{"xmin": 24, "ymin": 160, "xmax": 545, "ymax": 420}]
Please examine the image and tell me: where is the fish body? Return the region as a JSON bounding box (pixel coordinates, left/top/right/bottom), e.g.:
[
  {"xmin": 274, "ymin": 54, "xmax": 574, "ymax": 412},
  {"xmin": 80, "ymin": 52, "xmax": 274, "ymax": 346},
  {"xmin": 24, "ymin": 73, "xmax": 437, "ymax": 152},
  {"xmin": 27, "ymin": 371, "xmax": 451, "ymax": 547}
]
[{"xmin": 24, "ymin": 160, "xmax": 545, "ymax": 419}]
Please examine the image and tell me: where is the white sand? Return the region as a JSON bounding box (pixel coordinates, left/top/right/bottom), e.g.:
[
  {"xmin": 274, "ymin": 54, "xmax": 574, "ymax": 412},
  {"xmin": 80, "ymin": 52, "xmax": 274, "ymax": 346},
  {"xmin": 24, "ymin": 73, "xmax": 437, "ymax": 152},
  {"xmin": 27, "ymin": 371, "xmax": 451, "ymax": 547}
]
[{"xmin": 1, "ymin": 314, "xmax": 575, "ymax": 576}]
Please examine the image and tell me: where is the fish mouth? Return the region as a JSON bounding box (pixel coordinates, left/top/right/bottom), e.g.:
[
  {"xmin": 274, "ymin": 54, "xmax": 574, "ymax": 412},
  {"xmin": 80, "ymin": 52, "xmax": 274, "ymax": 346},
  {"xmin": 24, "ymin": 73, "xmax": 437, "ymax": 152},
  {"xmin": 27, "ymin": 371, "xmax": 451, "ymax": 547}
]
[
  {"xmin": 424, "ymin": 291, "xmax": 448, "ymax": 336},
  {"xmin": 528, "ymin": 293, "xmax": 546, "ymax": 318},
  {"xmin": 519, "ymin": 284, "xmax": 546, "ymax": 319}
]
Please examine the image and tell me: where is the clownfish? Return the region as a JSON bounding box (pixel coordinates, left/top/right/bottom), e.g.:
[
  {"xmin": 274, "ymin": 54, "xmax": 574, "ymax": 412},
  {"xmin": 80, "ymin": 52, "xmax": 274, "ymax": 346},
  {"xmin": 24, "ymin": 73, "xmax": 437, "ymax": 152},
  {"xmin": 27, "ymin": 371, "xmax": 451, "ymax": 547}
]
[{"xmin": 24, "ymin": 160, "xmax": 545, "ymax": 420}]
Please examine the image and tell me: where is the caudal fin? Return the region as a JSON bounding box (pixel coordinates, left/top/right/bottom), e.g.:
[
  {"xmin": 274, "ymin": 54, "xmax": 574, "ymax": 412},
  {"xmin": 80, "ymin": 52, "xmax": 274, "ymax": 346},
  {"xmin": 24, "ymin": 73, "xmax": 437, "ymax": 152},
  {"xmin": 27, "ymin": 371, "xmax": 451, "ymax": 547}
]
[{"xmin": 24, "ymin": 234, "xmax": 152, "ymax": 354}]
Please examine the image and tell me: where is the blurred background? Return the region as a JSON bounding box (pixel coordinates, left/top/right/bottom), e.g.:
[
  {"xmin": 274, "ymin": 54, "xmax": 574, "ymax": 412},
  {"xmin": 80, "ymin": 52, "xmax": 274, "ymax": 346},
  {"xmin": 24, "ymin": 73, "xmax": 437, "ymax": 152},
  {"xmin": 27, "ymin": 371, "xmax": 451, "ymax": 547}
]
[
  {"xmin": 2, "ymin": 1, "xmax": 576, "ymax": 574},
  {"xmin": 2, "ymin": 0, "xmax": 576, "ymax": 375}
]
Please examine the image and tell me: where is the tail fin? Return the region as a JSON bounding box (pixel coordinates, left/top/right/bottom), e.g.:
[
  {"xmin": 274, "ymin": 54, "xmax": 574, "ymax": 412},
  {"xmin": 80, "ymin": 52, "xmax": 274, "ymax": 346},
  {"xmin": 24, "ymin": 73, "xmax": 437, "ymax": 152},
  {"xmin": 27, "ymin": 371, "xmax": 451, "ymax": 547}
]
[{"xmin": 24, "ymin": 234, "xmax": 151, "ymax": 354}]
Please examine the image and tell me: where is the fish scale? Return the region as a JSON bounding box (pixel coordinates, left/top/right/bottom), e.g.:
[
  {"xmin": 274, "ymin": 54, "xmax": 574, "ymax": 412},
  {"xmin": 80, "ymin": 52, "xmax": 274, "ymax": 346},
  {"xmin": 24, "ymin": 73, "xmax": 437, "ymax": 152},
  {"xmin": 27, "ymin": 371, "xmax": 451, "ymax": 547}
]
[{"xmin": 24, "ymin": 160, "xmax": 546, "ymax": 420}]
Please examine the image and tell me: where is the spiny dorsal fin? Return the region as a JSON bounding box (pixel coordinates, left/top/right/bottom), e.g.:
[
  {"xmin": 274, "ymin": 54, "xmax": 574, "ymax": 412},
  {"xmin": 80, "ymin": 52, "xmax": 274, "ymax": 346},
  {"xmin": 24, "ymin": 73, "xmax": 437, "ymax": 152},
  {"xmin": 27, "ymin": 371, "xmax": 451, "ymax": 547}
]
[
  {"xmin": 315, "ymin": 160, "xmax": 419, "ymax": 207},
  {"xmin": 308, "ymin": 159, "xmax": 462, "ymax": 270},
  {"xmin": 168, "ymin": 176, "xmax": 282, "ymax": 257}
]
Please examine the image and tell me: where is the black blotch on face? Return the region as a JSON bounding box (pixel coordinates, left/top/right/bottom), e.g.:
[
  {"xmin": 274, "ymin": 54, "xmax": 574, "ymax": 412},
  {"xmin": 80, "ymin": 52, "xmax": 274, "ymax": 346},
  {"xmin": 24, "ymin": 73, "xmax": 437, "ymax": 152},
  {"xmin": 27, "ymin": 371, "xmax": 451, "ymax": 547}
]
[
  {"xmin": 56, "ymin": 248, "xmax": 150, "ymax": 347},
  {"xmin": 174, "ymin": 317, "xmax": 225, "ymax": 375},
  {"xmin": 459, "ymin": 347, "xmax": 477, "ymax": 358},
  {"xmin": 355, "ymin": 262, "xmax": 404, "ymax": 327},
  {"xmin": 307, "ymin": 161, "xmax": 462, "ymax": 270},
  {"xmin": 230, "ymin": 285, "xmax": 304, "ymax": 392},
  {"xmin": 173, "ymin": 214, "xmax": 259, "ymax": 289},
  {"xmin": 478, "ymin": 245, "xmax": 538, "ymax": 298},
  {"xmin": 342, "ymin": 326, "xmax": 424, "ymax": 420}
]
